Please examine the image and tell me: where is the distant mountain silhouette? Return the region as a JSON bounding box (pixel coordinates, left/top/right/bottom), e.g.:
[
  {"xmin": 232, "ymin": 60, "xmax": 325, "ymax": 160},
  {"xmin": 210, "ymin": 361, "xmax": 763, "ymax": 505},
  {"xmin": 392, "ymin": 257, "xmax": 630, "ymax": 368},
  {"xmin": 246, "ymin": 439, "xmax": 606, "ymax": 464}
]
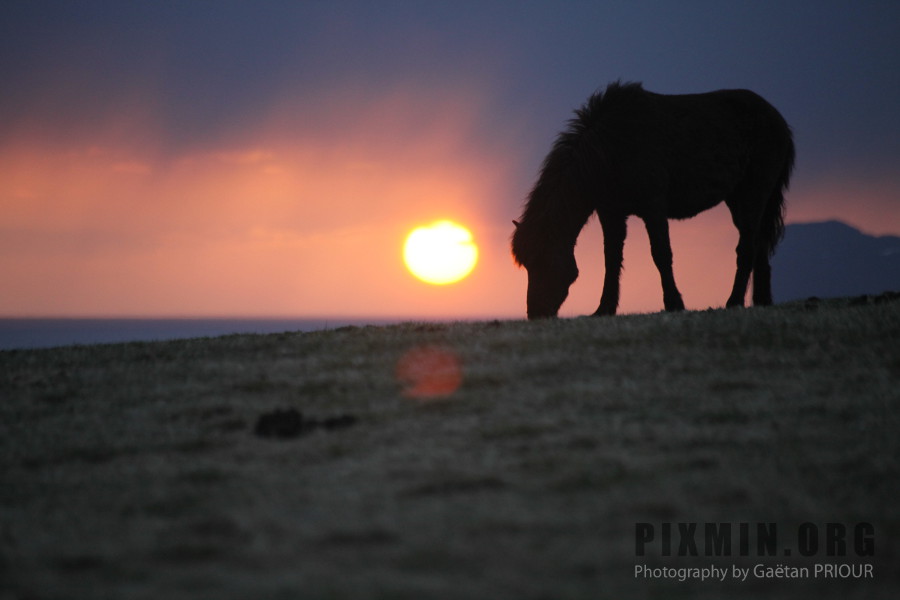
[{"xmin": 771, "ymin": 220, "xmax": 900, "ymax": 302}]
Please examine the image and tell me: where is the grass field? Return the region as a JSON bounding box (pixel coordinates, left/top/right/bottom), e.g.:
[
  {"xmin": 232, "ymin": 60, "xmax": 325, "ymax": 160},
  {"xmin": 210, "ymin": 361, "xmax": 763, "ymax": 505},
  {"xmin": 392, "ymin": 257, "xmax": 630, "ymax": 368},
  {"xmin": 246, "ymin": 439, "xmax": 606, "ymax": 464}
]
[{"xmin": 2, "ymin": 295, "xmax": 899, "ymax": 599}]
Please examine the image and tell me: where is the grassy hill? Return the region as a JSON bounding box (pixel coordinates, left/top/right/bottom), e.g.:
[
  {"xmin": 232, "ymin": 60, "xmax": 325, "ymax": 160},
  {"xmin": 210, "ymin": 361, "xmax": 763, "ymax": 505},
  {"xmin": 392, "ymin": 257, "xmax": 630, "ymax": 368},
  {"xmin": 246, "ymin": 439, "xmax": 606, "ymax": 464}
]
[{"xmin": 2, "ymin": 295, "xmax": 899, "ymax": 599}]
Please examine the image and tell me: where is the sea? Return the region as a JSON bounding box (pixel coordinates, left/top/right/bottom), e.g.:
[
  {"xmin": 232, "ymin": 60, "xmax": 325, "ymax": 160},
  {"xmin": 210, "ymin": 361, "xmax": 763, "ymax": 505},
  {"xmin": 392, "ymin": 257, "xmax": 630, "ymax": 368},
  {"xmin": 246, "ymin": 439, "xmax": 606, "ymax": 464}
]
[{"xmin": 0, "ymin": 318, "xmax": 404, "ymax": 351}]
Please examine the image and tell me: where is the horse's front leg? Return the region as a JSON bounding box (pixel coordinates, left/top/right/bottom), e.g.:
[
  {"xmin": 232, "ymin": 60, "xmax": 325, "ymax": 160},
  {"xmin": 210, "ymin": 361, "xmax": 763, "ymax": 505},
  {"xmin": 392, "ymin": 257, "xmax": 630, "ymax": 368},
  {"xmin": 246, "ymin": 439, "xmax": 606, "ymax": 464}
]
[
  {"xmin": 643, "ymin": 216, "xmax": 685, "ymax": 312},
  {"xmin": 593, "ymin": 215, "xmax": 626, "ymax": 316}
]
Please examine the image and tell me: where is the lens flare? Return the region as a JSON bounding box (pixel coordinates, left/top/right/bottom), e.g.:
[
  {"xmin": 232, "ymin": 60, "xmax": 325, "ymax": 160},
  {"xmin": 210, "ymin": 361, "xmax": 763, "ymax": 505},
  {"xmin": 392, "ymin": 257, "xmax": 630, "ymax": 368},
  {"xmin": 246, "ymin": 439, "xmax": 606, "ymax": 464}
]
[{"xmin": 395, "ymin": 345, "xmax": 462, "ymax": 399}]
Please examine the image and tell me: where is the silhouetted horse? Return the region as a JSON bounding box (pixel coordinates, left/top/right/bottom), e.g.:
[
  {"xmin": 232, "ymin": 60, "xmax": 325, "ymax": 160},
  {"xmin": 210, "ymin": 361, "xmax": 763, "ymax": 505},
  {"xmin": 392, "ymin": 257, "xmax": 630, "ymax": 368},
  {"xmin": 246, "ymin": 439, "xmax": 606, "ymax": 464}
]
[{"xmin": 512, "ymin": 82, "xmax": 794, "ymax": 319}]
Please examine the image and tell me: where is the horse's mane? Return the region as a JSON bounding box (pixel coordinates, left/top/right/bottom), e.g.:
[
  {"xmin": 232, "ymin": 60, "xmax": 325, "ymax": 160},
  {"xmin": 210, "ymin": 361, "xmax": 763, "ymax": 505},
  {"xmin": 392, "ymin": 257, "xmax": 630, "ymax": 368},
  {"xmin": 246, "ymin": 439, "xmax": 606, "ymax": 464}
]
[{"xmin": 512, "ymin": 81, "xmax": 645, "ymax": 267}]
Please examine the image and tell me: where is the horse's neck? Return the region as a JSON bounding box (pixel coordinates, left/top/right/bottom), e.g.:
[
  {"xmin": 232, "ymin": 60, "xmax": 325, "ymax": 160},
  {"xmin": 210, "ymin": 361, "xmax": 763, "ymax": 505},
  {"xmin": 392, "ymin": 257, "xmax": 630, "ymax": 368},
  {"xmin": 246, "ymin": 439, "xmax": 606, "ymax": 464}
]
[
  {"xmin": 538, "ymin": 177, "xmax": 594, "ymax": 230},
  {"xmin": 534, "ymin": 200, "xmax": 592, "ymax": 247}
]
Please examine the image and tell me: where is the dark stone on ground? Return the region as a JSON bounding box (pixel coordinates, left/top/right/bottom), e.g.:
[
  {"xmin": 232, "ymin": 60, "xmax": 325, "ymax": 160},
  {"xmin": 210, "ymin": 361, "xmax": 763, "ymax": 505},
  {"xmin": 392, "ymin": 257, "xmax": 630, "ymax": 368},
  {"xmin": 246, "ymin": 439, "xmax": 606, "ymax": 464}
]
[{"xmin": 254, "ymin": 408, "xmax": 358, "ymax": 439}]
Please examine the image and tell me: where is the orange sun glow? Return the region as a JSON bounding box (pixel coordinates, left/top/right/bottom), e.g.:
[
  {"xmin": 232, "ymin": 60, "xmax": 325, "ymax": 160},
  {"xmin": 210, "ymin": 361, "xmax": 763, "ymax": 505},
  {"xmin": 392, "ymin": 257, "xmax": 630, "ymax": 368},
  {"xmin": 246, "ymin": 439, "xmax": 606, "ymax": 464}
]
[{"xmin": 403, "ymin": 220, "xmax": 478, "ymax": 285}]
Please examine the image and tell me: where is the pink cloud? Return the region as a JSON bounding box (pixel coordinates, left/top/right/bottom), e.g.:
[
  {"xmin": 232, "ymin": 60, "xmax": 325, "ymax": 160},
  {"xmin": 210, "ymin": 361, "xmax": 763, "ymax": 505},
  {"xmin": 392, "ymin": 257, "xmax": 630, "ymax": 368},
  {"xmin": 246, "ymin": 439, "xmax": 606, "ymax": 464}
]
[{"xmin": 0, "ymin": 86, "xmax": 521, "ymax": 317}]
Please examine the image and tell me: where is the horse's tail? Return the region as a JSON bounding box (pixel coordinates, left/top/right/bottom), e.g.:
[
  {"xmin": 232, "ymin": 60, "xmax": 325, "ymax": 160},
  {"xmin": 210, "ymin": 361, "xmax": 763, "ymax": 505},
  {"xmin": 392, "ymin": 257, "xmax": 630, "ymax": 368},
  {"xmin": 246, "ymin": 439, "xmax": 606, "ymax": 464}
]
[{"xmin": 760, "ymin": 132, "xmax": 795, "ymax": 257}]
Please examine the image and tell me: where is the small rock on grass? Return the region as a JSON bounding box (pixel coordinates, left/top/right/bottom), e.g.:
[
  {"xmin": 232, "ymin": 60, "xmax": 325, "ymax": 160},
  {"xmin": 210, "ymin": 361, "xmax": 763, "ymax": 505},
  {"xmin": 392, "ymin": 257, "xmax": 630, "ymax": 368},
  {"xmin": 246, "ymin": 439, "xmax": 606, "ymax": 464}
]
[{"xmin": 254, "ymin": 408, "xmax": 358, "ymax": 439}]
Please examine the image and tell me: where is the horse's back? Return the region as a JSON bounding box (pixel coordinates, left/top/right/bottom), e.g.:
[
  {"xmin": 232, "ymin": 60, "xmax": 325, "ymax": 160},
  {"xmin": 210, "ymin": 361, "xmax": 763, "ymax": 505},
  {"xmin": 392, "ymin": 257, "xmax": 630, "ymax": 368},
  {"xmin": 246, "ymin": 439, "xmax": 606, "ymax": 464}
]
[{"xmin": 602, "ymin": 85, "xmax": 792, "ymax": 218}]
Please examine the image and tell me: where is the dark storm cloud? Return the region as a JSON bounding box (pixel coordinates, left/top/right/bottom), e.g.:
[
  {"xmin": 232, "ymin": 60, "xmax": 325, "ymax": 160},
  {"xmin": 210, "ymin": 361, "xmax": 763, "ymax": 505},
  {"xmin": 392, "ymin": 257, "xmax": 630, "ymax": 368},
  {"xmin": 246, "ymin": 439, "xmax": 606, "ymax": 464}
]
[{"xmin": 3, "ymin": 0, "xmax": 898, "ymax": 173}]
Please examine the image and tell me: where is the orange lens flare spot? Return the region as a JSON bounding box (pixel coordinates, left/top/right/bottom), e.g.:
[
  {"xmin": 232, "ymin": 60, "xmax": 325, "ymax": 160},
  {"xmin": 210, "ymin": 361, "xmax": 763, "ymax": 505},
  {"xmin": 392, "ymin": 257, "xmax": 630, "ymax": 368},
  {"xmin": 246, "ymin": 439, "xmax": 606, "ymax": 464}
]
[
  {"xmin": 403, "ymin": 220, "xmax": 478, "ymax": 285},
  {"xmin": 395, "ymin": 345, "xmax": 462, "ymax": 399}
]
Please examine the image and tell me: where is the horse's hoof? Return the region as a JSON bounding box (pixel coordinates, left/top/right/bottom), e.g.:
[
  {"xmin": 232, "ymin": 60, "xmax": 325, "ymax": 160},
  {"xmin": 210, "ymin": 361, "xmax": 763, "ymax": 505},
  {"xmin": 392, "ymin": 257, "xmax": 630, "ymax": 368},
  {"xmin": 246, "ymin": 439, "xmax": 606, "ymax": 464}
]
[{"xmin": 664, "ymin": 297, "xmax": 685, "ymax": 312}]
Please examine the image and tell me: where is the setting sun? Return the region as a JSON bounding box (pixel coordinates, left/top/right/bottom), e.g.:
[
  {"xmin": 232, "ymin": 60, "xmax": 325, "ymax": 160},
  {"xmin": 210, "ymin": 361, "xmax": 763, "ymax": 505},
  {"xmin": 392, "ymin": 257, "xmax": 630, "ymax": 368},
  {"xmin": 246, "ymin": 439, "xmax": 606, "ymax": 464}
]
[{"xmin": 403, "ymin": 221, "xmax": 479, "ymax": 285}]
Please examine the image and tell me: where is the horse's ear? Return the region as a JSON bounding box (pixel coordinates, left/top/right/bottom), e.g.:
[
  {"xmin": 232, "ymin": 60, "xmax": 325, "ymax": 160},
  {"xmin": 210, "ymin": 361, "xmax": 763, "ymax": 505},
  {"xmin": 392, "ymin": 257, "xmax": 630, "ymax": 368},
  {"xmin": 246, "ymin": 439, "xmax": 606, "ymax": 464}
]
[{"xmin": 512, "ymin": 220, "xmax": 520, "ymax": 229}]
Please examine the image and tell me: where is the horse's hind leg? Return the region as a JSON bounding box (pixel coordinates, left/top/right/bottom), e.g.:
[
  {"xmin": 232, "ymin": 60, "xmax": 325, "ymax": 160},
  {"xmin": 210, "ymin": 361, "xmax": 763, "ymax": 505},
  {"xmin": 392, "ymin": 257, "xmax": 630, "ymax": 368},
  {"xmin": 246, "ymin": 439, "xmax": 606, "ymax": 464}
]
[
  {"xmin": 643, "ymin": 215, "xmax": 685, "ymax": 312},
  {"xmin": 750, "ymin": 184, "xmax": 786, "ymax": 306},
  {"xmin": 751, "ymin": 247, "xmax": 773, "ymax": 306},
  {"xmin": 726, "ymin": 233, "xmax": 756, "ymax": 308},
  {"xmin": 725, "ymin": 192, "xmax": 766, "ymax": 308}
]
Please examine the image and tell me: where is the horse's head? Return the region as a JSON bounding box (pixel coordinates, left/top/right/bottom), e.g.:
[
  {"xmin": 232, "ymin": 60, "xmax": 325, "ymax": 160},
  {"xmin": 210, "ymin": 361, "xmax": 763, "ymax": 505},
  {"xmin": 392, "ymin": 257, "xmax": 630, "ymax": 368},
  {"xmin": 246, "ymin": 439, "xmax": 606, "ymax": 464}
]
[
  {"xmin": 524, "ymin": 249, "xmax": 578, "ymax": 319},
  {"xmin": 512, "ymin": 220, "xmax": 578, "ymax": 319}
]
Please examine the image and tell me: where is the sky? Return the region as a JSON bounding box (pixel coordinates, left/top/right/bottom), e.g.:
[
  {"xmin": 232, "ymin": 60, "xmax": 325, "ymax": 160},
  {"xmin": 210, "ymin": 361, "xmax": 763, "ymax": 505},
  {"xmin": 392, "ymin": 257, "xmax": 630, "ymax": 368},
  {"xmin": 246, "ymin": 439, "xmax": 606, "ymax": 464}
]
[{"xmin": 1, "ymin": 0, "xmax": 898, "ymax": 319}]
